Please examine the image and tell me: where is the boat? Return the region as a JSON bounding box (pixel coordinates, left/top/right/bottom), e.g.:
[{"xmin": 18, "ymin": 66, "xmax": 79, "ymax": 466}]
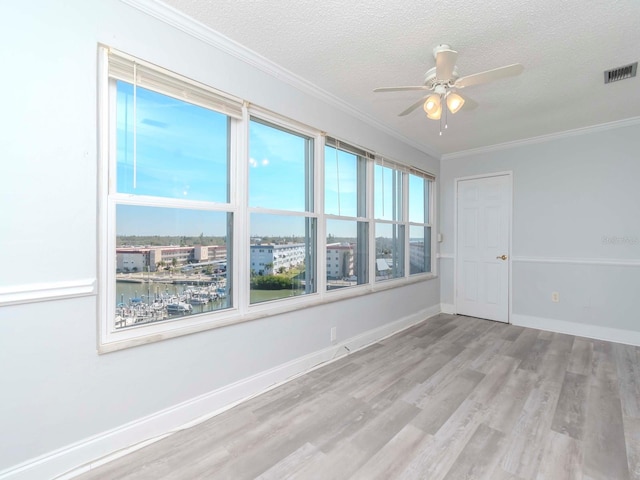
[
  {"xmin": 166, "ymin": 302, "xmax": 192, "ymax": 314},
  {"xmin": 189, "ymin": 295, "xmax": 209, "ymax": 305}
]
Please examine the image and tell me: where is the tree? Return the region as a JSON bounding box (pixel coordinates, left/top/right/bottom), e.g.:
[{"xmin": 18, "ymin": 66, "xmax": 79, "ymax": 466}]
[
  {"xmin": 251, "ymin": 275, "xmax": 293, "ymax": 290},
  {"xmin": 169, "ymin": 258, "xmax": 178, "ymax": 276}
]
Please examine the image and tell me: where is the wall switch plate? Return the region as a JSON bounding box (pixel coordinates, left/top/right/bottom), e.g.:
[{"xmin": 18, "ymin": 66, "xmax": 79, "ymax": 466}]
[
  {"xmin": 551, "ymin": 292, "xmax": 560, "ymax": 303},
  {"xmin": 330, "ymin": 326, "xmax": 337, "ymax": 343}
]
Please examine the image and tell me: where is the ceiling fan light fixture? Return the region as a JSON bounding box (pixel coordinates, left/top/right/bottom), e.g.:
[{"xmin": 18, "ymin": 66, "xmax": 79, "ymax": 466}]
[
  {"xmin": 446, "ymin": 93, "xmax": 465, "ymax": 114},
  {"xmin": 426, "ymin": 103, "xmax": 442, "ymax": 120},
  {"xmin": 423, "ymin": 94, "xmax": 441, "ymax": 116}
]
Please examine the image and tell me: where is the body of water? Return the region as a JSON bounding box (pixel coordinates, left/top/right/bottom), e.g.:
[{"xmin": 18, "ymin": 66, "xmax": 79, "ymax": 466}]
[{"xmin": 115, "ymin": 280, "xmax": 306, "ymax": 328}]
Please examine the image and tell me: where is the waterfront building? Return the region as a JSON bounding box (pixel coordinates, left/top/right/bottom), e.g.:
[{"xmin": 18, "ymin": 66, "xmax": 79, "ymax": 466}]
[
  {"xmin": 250, "ymin": 243, "xmax": 306, "ymax": 275},
  {"xmin": 326, "ymin": 243, "xmax": 355, "ymax": 279},
  {"xmin": 409, "ymin": 240, "xmax": 427, "ymax": 273},
  {"xmin": 116, "ymin": 245, "xmax": 227, "ymax": 272}
]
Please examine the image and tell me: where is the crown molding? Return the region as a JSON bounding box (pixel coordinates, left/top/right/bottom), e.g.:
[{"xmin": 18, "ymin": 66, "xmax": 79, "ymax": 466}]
[
  {"xmin": 442, "ymin": 116, "xmax": 640, "ymax": 160},
  {"xmin": 118, "ymin": 0, "xmax": 441, "ymax": 160}
]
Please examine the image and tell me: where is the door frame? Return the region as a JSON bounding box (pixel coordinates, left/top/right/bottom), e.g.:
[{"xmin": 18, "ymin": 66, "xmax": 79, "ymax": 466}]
[{"xmin": 453, "ymin": 171, "xmax": 513, "ymax": 323}]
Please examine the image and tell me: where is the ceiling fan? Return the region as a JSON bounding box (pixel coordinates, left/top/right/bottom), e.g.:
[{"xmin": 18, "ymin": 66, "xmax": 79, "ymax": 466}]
[{"xmin": 374, "ymin": 45, "xmax": 523, "ymax": 130}]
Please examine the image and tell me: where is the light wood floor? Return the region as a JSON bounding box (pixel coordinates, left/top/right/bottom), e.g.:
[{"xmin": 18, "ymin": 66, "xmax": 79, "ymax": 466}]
[{"xmin": 76, "ymin": 314, "xmax": 640, "ymax": 479}]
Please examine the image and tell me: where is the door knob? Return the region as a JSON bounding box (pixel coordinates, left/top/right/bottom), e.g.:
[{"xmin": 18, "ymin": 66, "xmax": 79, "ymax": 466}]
[{"xmin": 496, "ymin": 255, "xmax": 508, "ymax": 260}]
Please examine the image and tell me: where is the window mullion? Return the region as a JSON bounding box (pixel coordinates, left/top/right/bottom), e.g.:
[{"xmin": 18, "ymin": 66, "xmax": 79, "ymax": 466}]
[
  {"xmin": 403, "ymin": 171, "xmax": 410, "ymax": 277},
  {"xmin": 235, "ymin": 103, "xmax": 250, "ymax": 314},
  {"xmin": 430, "ymin": 179, "xmax": 436, "ymax": 275},
  {"xmin": 367, "ymin": 158, "xmax": 376, "ymax": 283},
  {"xmin": 317, "ymin": 135, "xmax": 327, "ymax": 296},
  {"xmin": 110, "ymin": 194, "xmax": 233, "ymax": 212}
]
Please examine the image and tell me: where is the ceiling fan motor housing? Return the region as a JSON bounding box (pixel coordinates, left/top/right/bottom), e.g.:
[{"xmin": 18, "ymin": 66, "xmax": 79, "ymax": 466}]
[{"xmin": 424, "ymin": 66, "xmax": 459, "ymax": 89}]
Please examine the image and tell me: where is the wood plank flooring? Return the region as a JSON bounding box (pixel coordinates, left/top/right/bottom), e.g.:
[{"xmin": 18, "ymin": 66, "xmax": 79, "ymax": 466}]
[{"xmin": 75, "ymin": 315, "xmax": 640, "ymax": 479}]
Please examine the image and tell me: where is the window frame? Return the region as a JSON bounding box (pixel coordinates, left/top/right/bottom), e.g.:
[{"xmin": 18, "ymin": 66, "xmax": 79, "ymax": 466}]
[
  {"xmin": 323, "ymin": 137, "xmax": 372, "ymax": 292},
  {"xmin": 373, "ymin": 160, "xmax": 406, "ymax": 282},
  {"xmin": 407, "ymin": 172, "xmax": 435, "ymax": 276},
  {"xmin": 98, "ymin": 47, "xmax": 244, "ymax": 351},
  {"xmin": 97, "ymin": 47, "xmax": 438, "ymax": 353},
  {"xmin": 245, "ymin": 108, "xmax": 321, "ymax": 310}
]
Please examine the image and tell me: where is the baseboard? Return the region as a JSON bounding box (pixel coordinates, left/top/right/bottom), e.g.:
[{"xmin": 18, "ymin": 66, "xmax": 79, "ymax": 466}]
[
  {"xmin": 511, "ymin": 314, "xmax": 640, "ymax": 347},
  {"xmin": 440, "ymin": 303, "xmax": 456, "ymax": 315},
  {"xmin": 0, "ymin": 304, "xmax": 441, "ymax": 480},
  {"xmin": 340, "ymin": 304, "xmax": 441, "ymax": 353}
]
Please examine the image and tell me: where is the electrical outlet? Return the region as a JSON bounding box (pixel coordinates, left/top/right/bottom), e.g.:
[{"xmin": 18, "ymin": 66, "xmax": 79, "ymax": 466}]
[
  {"xmin": 551, "ymin": 292, "xmax": 560, "ymax": 303},
  {"xmin": 330, "ymin": 326, "xmax": 337, "ymax": 343}
]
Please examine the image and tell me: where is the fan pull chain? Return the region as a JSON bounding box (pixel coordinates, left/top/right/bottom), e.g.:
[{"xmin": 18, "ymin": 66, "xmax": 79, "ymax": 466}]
[
  {"xmin": 444, "ymin": 92, "xmax": 449, "ymax": 130},
  {"xmin": 438, "ymin": 92, "xmax": 448, "ymax": 136},
  {"xmin": 439, "ymin": 93, "xmax": 443, "ymax": 136}
]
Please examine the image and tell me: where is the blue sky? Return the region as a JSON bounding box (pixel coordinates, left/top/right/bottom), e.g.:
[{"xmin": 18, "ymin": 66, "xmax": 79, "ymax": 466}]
[
  {"xmin": 116, "ymin": 81, "xmax": 427, "ymax": 239},
  {"xmin": 117, "ymin": 82, "xmax": 229, "ymax": 204},
  {"xmin": 325, "ymin": 146, "xmax": 359, "ymax": 218},
  {"xmin": 116, "ymin": 205, "xmax": 228, "ymax": 238},
  {"xmin": 249, "ymin": 120, "xmax": 307, "ymax": 212}
]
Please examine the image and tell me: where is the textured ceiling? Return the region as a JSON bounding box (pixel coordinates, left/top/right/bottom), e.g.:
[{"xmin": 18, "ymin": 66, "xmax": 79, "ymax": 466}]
[{"xmin": 161, "ymin": 0, "xmax": 640, "ymax": 156}]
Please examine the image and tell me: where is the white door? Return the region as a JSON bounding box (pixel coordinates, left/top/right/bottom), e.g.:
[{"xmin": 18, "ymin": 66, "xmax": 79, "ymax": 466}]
[{"xmin": 455, "ymin": 174, "xmax": 511, "ymax": 323}]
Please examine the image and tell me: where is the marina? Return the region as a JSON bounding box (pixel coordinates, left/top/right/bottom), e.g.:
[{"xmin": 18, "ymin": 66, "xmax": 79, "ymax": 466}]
[{"xmin": 115, "ymin": 277, "xmax": 229, "ymax": 329}]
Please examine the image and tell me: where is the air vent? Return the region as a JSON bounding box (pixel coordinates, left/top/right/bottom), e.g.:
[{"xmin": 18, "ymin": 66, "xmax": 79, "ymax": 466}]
[{"xmin": 604, "ymin": 62, "xmax": 637, "ymax": 84}]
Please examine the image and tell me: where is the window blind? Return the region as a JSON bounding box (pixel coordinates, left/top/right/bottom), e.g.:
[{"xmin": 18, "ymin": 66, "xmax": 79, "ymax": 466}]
[
  {"xmin": 325, "ymin": 137, "xmax": 375, "ymax": 160},
  {"xmin": 107, "ymin": 49, "xmax": 243, "ymax": 119},
  {"xmin": 375, "ymin": 155, "xmax": 435, "ymax": 181}
]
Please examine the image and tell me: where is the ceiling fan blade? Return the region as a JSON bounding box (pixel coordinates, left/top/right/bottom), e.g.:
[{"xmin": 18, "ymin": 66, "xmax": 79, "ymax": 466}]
[
  {"xmin": 398, "ymin": 96, "xmax": 429, "ymax": 117},
  {"xmin": 460, "ymin": 95, "xmax": 478, "ymax": 111},
  {"xmin": 374, "ymin": 86, "xmax": 430, "ymax": 93},
  {"xmin": 455, "ymin": 63, "xmax": 524, "ymax": 88},
  {"xmin": 436, "ymin": 48, "xmax": 458, "ymax": 80}
]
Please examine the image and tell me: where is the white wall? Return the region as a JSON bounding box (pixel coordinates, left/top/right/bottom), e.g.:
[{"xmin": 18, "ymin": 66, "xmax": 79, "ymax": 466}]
[
  {"xmin": 0, "ymin": 1, "xmax": 439, "ymax": 478},
  {"xmin": 439, "ymin": 122, "xmax": 640, "ymax": 342}
]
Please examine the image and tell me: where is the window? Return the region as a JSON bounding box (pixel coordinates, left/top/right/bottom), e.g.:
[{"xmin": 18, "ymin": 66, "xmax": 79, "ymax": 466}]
[
  {"xmin": 249, "ymin": 118, "xmax": 316, "ymax": 304},
  {"xmin": 115, "ymin": 206, "xmax": 231, "ymax": 327},
  {"xmin": 374, "ymin": 163, "xmax": 404, "ymax": 280},
  {"xmin": 409, "ymin": 174, "xmax": 432, "ymax": 275},
  {"xmin": 99, "ymin": 48, "xmax": 436, "ymax": 352},
  {"xmin": 100, "ymin": 48, "xmax": 242, "ymax": 349},
  {"xmin": 374, "ymin": 162, "xmax": 435, "ymax": 280},
  {"xmin": 113, "ymin": 83, "xmax": 235, "ymax": 325},
  {"xmin": 324, "ymin": 139, "xmax": 369, "ymax": 290}
]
